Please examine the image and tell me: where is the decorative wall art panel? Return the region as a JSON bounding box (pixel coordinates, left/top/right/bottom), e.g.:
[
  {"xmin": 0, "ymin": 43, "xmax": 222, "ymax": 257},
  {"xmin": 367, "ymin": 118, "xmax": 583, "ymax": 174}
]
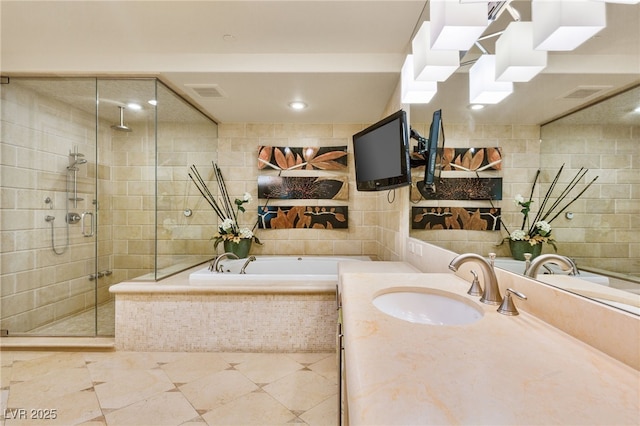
[
  {"xmin": 410, "ymin": 147, "xmax": 502, "ymax": 172},
  {"xmin": 258, "ymin": 206, "xmax": 348, "ymax": 229},
  {"xmin": 258, "ymin": 176, "xmax": 348, "ymax": 200},
  {"xmin": 258, "ymin": 145, "xmax": 348, "ymax": 171},
  {"xmin": 414, "ymin": 177, "xmax": 503, "ymax": 201},
  {"xmin": 412, "ymin": 206, "xmax": 502, "ymax": 231}
]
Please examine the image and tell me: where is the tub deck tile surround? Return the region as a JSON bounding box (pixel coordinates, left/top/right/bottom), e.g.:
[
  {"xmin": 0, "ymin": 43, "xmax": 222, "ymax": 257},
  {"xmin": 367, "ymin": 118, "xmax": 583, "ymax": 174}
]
[
  {"xmin": 114, "ymin": 293, "xmax": 336, "ymax": 352},
  {"xmin": 110, "ymin": 258, "xmax": 362, "ymax": 352}
]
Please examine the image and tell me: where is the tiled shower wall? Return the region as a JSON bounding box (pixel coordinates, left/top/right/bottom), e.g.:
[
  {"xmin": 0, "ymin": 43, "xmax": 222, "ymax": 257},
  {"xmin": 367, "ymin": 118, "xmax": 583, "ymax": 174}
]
[
  {"xmin": 110, "ymin": 119, "xmax": 218, "ymax": 280},
  {"xmin": 540, "ymin": 122, "xmax": 639, "ymax": 277},
  {"xmin": 0, "ymin": 81, "xmax": 219, "ymax": 333},
  {"xmin": 0, "ymin": 82, "xmax": 107, "ymax": 333}
]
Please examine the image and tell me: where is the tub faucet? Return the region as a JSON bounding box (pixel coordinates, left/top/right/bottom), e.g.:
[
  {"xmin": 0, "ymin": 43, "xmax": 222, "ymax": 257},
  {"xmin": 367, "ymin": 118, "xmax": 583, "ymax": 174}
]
[
  {"xmin": 239, "ymin": 256, "xmax": 256, "ymax": 274},
  {"xmin": 524, "ymin": 254, "xmax": 578, "ymax": 278},
  {"xmin": 210, "ymin": 252, "xmax": 239, "ymax": 273},
  {"xmin": 449, "ymin": 253, "xmax": 502, "ymax": 305}
]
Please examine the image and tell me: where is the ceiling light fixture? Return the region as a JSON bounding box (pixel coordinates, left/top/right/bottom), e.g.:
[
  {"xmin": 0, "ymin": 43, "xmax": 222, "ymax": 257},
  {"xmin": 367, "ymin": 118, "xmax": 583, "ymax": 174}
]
[
  {"xmin": 495, "ymin": 21, "xmax": 547, "ymax": 82},
  {"xmin": 429, "ymin": 0, "xmax": 489, "ymax": 51},
  {"xmin": 469, "ymin": 55, "xmax": 513, "ymax": 104},
  {"xmin": 401, "ymin": 55, "xmax": 438, "ymax": 104},
  {"xmin": 469, "ymin": 104, "xmax": 485, "ymax": 110},
  {"xmin": 532, "ymin": 0, "xmax": 606, "ymax": 51},
  {"xmin": 127, "ymin": 103, "xmax": 142, "ymax": 110},
  {"xmin": 408, "ymin": 0, "xmax": 609, "ymax": 106},
  {"xmin": 411, "ymin": 22, "xmax": 459, "ymax": 82},
  {"xmin": 288, "ymin": 101, "xmax": 307, "ymax": 110},
  {"xmin": 590, "ymin": 0, "xmax": 639, "ymax": 5}
]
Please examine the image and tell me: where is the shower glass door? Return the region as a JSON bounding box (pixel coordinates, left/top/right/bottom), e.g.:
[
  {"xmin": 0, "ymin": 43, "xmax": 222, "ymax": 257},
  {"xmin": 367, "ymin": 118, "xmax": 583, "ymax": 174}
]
[
  {"xmin": 1, "ymin": 77, "xmax": 216, "ymax": 337},
  {"xmin": 0, "ymin": 77, "xmax": 101, "ymax": 336}
]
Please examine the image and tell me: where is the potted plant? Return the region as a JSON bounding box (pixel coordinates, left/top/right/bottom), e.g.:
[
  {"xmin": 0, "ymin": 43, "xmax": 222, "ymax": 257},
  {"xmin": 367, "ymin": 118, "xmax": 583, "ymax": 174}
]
[
  {"xmin": 189, "ymin": 162, "xmax": 261, "ymax": 258},
  {"xmin": 503, "ymin": 165, "xmax": 597, "ymax": 260}
]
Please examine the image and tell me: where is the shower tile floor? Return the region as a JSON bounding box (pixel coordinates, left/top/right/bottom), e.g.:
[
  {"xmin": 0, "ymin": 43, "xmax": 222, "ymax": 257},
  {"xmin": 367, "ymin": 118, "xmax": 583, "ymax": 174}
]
[
  {"xmin": 28, "ymin": 301, "xmax": 115, "ymax": 336},
  {"xmin": 0, "ymin": 350, "xmax": 338, "ymax": 425}
]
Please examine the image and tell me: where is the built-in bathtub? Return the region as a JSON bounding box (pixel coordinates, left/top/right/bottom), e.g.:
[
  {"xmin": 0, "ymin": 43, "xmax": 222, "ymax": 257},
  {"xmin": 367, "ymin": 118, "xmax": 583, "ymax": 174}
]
[
  {"xmin": 110, "ymin": 256, "xmax": 370, "ymax": 352},
  {"xmin": 189, "ymin": 256, "xmax": 369, "ymax": 286}
]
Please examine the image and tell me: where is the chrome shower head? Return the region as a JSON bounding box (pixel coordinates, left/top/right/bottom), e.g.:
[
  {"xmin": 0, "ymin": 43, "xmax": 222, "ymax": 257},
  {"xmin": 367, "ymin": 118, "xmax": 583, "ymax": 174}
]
[{"xmin": 111, "ymin": 106, "xmax": 132, "ymax": 132}]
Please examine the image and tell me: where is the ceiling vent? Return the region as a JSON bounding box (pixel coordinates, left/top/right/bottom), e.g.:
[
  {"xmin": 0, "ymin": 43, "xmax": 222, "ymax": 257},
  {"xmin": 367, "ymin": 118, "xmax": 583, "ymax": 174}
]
[
  {"xmin": 560, "ymin": 86, "xmax": 612, "ymax": 100},
  {"xmin": 185, "ymin": 84, "xmax": 227, "ymax": 99}
]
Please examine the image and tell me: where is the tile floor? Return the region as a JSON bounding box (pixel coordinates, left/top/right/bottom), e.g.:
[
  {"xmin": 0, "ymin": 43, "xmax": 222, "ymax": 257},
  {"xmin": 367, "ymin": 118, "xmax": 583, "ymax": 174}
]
[{"xmin": 0, "ymin": 350, "xmax": 338, "ymax": 426}]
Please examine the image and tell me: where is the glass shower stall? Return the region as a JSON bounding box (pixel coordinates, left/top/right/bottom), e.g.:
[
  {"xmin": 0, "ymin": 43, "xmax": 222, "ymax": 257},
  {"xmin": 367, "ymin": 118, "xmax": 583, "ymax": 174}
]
[{"xmin": 0, "ymin": 77, "xmax": 219, "ymax": 337}]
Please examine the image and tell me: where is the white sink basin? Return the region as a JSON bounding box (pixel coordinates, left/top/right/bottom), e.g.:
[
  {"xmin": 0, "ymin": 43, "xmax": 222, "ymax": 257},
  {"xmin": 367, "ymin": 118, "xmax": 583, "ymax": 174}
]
[{"xmin": 372, "ymin": 288, "xmax": 484, "ymax": 326}]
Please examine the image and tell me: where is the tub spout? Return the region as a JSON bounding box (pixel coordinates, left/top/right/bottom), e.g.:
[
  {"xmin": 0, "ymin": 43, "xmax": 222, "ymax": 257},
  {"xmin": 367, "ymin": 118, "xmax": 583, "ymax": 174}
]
[
  {"xmin": 524, "ymin": 254, "xmax": 578, "ymax": 278},
  {"xmin": 449, "ymin": 253, "xmax": 502, "ymax": 305},
  {"xmin": 210, "ymin": 252, "xmax": 240, "ymax": 273},
  {"xmin": 239, "ymin": 256, "xmax": 257, "ymax": 274}
]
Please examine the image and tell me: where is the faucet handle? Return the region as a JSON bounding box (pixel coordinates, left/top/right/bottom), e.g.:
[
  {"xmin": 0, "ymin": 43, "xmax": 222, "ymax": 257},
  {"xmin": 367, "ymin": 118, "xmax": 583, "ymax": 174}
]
[
  {"xmin": 467, "ymin": 270, "xmax": 483, "ymax": 297},
  {"xmin": 523, "ymin": 253, "xmax": 532, "ymax": 274},
  {"xmin": 488, "ymin": 252, "xmax": 496, "ymax": 268},
  {"xmin": 497, "ymin": 288, "xmax": 527, "ymax": 316}
]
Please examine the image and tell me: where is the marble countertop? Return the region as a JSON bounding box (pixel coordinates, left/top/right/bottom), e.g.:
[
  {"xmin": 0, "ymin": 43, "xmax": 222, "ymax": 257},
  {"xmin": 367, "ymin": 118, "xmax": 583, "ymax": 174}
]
[{"xmin": 341, "ymin": 272, "xmax": 640, "ymax": 425}]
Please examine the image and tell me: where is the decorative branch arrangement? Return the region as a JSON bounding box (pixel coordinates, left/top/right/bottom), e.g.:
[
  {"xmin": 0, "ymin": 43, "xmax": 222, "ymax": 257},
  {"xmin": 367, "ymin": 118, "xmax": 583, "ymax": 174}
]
[
  {"xmin": 503, "ymin": 164, "xmax": 598, "ymax": 248},
  {"xmin": 189, "ymin": 162, "xmax": 261, "ymax": 248}
]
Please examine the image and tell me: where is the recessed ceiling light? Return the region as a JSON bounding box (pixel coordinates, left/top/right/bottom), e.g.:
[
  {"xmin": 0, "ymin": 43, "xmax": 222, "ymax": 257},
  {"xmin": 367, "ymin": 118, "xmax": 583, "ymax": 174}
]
[
  {"xmin": 289, "ymin": 101, "xmax": 307, "ymax": 110},
  {"xmin": 469, "ymin": 104, "xmax": 485, "ymax": 110},
  {"xmin": 634, "ymin": 106, "xmax": 640, "ymax": 113},
  {"xmin": 148, "ymin": 100, "xmax": 157, "ymax": 106},
  {"xmin": 127, "ymin": 103, "xmax": 142, "ymax": 110}
]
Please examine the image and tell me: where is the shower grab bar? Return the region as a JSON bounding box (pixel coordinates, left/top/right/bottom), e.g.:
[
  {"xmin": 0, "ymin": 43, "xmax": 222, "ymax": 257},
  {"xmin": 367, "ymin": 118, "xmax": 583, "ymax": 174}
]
[{"xmin": 81, "ymin": 211, "xmax": 94, "ymax": 237}]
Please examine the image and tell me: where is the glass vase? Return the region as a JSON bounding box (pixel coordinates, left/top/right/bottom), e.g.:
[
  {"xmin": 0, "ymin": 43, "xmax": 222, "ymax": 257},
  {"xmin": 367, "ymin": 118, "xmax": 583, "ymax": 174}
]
[
  {"xmin": 223, "ymin": 238, "xmax": 253, "ymax": 259},
  {"xmin": 508, "ymin": 239, "xmax": 542, "ymax": 261}
]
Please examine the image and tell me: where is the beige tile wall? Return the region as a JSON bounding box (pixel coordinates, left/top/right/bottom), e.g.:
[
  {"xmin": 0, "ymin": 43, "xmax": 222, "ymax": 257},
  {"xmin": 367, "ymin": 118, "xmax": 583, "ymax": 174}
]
[
  {"xmin": 378, "ymin": 84, "xmax": 407, "ymax": 262},
  {"xmin": 215, "ymin": 122, "xmax": 386, "ymax": 259},
  {"xmin": 540, "ymin": 122, "xmax": 639, "ymax": 277}
]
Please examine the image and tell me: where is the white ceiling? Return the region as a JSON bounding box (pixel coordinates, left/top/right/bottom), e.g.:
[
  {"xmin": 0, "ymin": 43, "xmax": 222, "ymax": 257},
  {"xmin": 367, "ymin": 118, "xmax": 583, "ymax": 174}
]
[{"xmin": 1, "ymin": 0, "xmax": 639, "ymax": 125}]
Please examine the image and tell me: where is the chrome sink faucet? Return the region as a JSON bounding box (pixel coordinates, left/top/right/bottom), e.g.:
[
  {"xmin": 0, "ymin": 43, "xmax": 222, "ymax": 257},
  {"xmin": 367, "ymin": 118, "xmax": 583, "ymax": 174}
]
[
  {"xmin": 209, "ymin": 252, "xmax": 240, "ymax": 272},
  {"xmin": 524, "ymin": 254, "xmax": 578, "ymax": 278},
  {"xmin": 449, "ymin": 253, "xmax": 502, "ymax": 305}
]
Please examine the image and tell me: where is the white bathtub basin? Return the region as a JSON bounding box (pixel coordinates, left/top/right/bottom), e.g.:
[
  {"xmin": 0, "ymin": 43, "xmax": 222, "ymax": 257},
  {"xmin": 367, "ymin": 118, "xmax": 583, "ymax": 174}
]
[
  {"xmin": 372, "ymin": 288, "xmax": 484, "ymax": 326},
  {"xmin": 188, "ymin": 256, "xmax": 370, "ymax": 285}
]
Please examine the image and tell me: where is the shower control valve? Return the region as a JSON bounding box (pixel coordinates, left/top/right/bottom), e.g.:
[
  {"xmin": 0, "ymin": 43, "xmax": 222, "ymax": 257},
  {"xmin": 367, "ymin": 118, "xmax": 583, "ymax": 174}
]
[{"xmin": 66, "ymin": 212, "xmax": 81, "ymax": 224}]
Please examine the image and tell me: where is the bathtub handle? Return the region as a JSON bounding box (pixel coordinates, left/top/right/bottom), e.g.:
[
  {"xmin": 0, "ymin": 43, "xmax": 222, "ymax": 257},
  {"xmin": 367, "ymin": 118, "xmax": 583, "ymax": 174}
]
[{"xmin": 81, "ymin": 211, "xmax": 94, "ymax": 237}]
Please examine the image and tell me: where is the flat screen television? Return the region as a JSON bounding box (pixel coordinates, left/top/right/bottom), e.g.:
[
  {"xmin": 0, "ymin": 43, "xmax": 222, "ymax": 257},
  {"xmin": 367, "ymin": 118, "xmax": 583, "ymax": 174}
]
[
  {"xmin": 352, "ymin": 110, "xmax": 411, "ymax": 192},
  {"xmin": 416, "ymin": 109, "xmax": 445, "ymax": 195}
]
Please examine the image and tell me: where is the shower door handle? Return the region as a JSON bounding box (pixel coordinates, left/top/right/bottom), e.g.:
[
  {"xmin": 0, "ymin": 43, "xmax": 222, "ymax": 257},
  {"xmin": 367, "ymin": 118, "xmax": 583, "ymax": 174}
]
[{"xmin": 81, "ymin": 212, "xmax": 95, "ymax": 237}]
